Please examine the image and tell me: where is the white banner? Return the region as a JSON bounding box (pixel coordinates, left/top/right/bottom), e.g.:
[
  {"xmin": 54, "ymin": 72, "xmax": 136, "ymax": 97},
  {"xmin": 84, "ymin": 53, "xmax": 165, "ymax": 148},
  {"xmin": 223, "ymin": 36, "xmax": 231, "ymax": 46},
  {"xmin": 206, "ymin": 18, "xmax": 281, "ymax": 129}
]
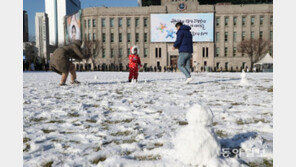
[{"xmin": 151, "ymin": 13, "xmax": 214, "ymax": 42}]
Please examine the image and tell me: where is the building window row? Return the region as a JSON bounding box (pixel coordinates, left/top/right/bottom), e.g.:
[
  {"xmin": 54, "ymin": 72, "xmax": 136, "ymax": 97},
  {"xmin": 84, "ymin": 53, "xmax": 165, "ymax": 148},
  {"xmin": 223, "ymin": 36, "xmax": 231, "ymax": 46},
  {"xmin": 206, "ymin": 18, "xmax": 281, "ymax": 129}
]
[
  {"xmin": 216, "ymin": 30, "xmax": 272, "ymax": 43},
  {"xmin": 216, "ymin": 15, "xmax": 273, "ymax": 27},
  {"xmin": 86, "ymin": 17, "xmax": 149, "ymax": 29},
  {"xmin": 215, "ymin": 47, "xmax": 241, "ymax": 57},
  {"xmin": 86, "ymin": 32, "xmax": 149, "ymax": 43},
  {"xmin": 100, "ymin": 48, "xmax": 148, "ymax": 58}
]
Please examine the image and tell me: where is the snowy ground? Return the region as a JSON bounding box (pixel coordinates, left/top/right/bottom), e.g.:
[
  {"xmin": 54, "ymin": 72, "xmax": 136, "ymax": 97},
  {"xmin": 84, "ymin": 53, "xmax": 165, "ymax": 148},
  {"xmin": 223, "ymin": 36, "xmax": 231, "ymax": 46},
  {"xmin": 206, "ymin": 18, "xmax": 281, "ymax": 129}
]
[{"xmin": 23, "ymin": 72, "xmax": 273, "ymax": 167}]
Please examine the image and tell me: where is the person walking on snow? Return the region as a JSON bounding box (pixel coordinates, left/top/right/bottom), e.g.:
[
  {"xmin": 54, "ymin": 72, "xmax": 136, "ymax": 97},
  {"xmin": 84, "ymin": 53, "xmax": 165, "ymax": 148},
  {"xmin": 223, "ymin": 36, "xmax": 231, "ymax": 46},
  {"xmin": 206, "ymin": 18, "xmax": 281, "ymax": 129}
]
[
  {"xmin": 128, "ymin": 46, "xmax": 142, "ymax": 82},
  {"xmin": 173, "ymin": 22, "xmax": 193, "ymax": 84}
]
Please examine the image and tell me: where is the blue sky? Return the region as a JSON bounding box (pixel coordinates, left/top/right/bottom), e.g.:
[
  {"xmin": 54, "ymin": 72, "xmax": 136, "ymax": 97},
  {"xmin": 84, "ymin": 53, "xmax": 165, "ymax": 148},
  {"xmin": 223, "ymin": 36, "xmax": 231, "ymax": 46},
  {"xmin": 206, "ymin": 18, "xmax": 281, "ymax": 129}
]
[{"xmin": 23, "ymin": 0, "xmax": 138, "ymax": 38}]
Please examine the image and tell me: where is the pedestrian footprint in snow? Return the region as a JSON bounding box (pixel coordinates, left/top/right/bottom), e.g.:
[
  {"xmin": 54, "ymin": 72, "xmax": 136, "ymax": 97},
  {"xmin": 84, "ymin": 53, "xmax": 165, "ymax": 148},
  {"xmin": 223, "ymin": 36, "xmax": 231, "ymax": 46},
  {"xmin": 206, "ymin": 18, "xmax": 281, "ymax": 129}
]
[
  {"xmin": 50, "ymin": 40, "xmax": 90, "ymax": 86},
  {"xmin": 128, "ymin": 46, "xmax": 142, "ymax": 82}
]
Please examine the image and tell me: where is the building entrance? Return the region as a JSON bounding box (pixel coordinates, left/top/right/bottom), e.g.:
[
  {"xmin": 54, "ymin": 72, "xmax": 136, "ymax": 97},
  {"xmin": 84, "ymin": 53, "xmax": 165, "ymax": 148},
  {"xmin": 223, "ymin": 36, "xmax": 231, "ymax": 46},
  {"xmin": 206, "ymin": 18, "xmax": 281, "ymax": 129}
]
[
  {"xmin": 170, "ymin": 55, "xmax": 178, "ymax": 67},
  {"xmin": 170, "ymin": 55, "xmax": 193, "ymax": 68}
]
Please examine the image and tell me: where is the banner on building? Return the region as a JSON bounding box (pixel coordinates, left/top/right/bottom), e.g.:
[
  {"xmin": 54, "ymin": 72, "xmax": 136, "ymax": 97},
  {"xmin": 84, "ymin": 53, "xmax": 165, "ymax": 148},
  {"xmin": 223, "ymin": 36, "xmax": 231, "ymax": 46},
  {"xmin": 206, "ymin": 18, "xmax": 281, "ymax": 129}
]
[
  {"xmin": 151, "ymin": 13, "xmax": 214, "ymax": 42},
  {"xmin": 65, "ymin": 10, "xmax": 82, "ymax": 44}
]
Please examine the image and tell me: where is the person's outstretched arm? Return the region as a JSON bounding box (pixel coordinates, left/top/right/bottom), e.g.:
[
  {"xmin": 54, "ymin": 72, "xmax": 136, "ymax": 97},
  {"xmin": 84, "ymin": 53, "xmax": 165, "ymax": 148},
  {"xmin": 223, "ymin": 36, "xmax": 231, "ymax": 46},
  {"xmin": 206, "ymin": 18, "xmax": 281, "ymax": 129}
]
[
  {"xmin": 72, "ymin": 44, "xmax": 86, "ymax": 59},
  {"xmin": 173, "ymin": 31, "xmax": 184, "ymax": 49}
]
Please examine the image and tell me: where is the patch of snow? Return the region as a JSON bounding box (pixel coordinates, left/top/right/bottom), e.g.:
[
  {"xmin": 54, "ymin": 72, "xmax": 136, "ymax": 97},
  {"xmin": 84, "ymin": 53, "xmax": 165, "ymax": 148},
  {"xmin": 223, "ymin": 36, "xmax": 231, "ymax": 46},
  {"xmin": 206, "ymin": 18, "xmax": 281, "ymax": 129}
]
[{"xmin": 23, "ymin": 72, "xmax": 273, "ymax": 166}]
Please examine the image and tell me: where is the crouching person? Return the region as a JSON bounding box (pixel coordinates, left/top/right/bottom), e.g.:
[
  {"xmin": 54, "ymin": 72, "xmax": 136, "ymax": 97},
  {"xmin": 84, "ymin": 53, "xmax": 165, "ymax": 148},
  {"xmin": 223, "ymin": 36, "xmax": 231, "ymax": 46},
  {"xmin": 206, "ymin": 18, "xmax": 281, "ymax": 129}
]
[
  {"xmin": 128, "ymin": 46, "xmax": 142, "ymax": 82},
  {"xmin": 50, "ymin": 40, "xmax": 89, "ymax": 86}
]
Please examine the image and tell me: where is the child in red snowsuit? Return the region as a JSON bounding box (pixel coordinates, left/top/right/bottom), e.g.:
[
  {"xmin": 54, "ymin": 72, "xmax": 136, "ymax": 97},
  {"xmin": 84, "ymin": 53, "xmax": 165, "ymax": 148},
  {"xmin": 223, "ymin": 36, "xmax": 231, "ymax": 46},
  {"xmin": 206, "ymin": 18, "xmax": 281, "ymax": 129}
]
[{"xmin": 128, "ymin": 46, "xmax": 142, "ymax": 82}]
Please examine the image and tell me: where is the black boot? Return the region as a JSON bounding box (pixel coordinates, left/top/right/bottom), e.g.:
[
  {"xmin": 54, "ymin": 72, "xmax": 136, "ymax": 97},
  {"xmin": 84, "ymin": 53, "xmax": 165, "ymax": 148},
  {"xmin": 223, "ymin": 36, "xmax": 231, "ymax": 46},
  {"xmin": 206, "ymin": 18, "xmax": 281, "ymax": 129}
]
[
  {"xmin": 59, "ymin": 82, "xmax": 67, "ymax": 86},
  {"xmin": 128, "ymin": 79, "xmax": 132, "ymax": 82}
]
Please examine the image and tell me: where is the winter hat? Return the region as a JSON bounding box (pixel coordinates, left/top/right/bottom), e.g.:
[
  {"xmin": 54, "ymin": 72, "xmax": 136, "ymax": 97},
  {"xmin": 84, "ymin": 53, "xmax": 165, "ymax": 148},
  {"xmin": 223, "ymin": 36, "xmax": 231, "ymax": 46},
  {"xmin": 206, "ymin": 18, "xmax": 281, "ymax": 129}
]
[{"xmin": 130, "ymin": 45, "xmax": 139, "ymax": 54}]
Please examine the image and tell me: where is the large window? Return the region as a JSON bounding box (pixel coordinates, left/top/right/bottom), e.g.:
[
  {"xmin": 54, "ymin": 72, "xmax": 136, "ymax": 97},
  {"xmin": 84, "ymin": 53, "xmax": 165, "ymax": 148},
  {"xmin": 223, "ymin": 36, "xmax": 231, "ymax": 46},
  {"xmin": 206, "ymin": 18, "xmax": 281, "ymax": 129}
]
[
  {"xmin": 102, "ymin": 48, "xmax": 105, "ymax": 58},
  {"xmin": 155, "ymin": 48, "xmax": 158, "ymax": 58},
  {"xmin": 260, "ymin": 31, "xmax": 263, "ymax": 39},
  {"xmin": 233, "ymin": 16, "xmax": 237, "ymax": 26},
  {"xmin": 93, "ymin": 19, "xmax": 96, "ymax": 27},
  {"xmin": 216, "ymin": 17, "xmax": 220, "ymax": 26},
  {"xmin": 127, "ymin": 48, "xmax": 130, "ymax": 55},
  {"xmin": 118, "ymin": 18, "xmax": 122, "ymax": 27},
  {"xmin": 88, "ymin": 33, "xmax": 91, "ymax": 40},
  {"xmin": 144, "ymin": 33, "xmax": 148, "ymax": 42},
  {"xmin": 251, "ymin": 31, "xmax": 255, "ymax": 39},
  {"xmin": 144, "ymin": 18, "xmax": 148, "ymax": 27},
  {"xmin": 119, "ymin": 33, "xmax": 122, "ymax": 43},
  {"xmin": 225, "ymin": 17, "xmax": 229, "ymax": 26},
  {"xmin": 84, "ymin": 20, "xmax": 87, "ymax": 28},
  {"xmin": 270, "ymin": 16, "xmax": 273, "ymax": 25},
  {"xmin": 127, "ymin": 33, "xmax": 131, "ymax": 42},
  {"xmin": 111, "ymin": 33, "xmax": 114, "ymax": 43},
  {"xmin": 216, "ymin": 47, "xmax": 220, "ymax": 57},
  {"xmin": 224, "ymin": 32, "xmax": 228, "ymax": 42},
  {"xmin": 102, "ymin": 33, "xmax": 106, "ymax": 42},
  {"xmin": 202, "ymin": 47, "xmax": 209, "ymax": 58},
  {"xmin": 242, "ymin": 31, "xmax": 246, "ymax": 41},
  {"xmin": 251, "ymin": 16, "xmax": 255, "ymax": 26},
  {"xmin": 260, "ymin": 16, "xmax": 264, "ymax": 25},
  {"xmin": 270, "ymin": 31, "xmax": 273, "ymax": 40},
  {"xmin": 242, "ymin": 16, "xmax": 246, "ymax": 26},
  {"xmin": 135, "ymin": 18, "xmax": 139, "ymax": 27},
  {"xmin": 119, "ymin": 48, "xmax": 122, "ymax": 57},
  {"xmin": 111, "ymin": 49, "xmax": 114, "ymax": 58},
  {"xmin": 233, "ymin": 32, "xmax": 237, "ymax": 42},
  {"xmin": 110, "ymin": 18, "xmax": 114, "ymax": 27},
  {"xmin": 102, "ymin": 18, "xmax": 106, "ymax": 27},
  {"xmin": 136, "ymin": 33, "xmax": 139, "ymax": 42},
  {"xmin": 127, "ymin": 18, "xmax": 131, "ymax": 27},
  {"xmin": 144, "ymin": 48, "xmax": 148, "ymax": 57},
  {"xmin": 224, "ymin": 47, "xmax": 228, "ymax": 57},
  {"xmin": 93, "ymin": 33, "xmax": 96, "ymax": 40},
  {"xmin": 88, "ymin": 19, "xmax": 91, "ymax": 28},
  {"xmin": 216, "ymin": 32, "xmax": 220, "ymax": 42},
  {"xmin": 202, "ymin": 47, "xmax": 205, "ymax": 57},
  {"xmin": 233, "ymin": 47, "xmax": 237, "ymax": 57}
]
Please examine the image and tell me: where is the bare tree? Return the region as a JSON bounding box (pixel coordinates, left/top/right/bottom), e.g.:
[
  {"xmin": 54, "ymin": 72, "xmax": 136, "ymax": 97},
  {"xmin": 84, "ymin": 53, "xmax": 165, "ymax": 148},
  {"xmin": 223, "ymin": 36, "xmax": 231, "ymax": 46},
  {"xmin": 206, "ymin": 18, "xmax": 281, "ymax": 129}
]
[
  {"xmin": 237, "ymin": 38, "xmax": 270, "ymax": 70},
  {"xmin": 83, "ymin": 40, "xmax": 102, "ymax": 71},
  {"xmin": 23, "ymin": 42, "xmax": 38, "ymax": 63}
]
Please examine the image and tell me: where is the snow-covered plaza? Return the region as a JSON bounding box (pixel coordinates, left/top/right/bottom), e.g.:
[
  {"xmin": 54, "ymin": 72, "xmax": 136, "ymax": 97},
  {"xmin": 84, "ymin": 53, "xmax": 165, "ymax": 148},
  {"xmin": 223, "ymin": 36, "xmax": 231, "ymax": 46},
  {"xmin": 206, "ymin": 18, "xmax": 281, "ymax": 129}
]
[{"xmin": 23, "ymin": 72, "xmax": 273, "ymax": 167}]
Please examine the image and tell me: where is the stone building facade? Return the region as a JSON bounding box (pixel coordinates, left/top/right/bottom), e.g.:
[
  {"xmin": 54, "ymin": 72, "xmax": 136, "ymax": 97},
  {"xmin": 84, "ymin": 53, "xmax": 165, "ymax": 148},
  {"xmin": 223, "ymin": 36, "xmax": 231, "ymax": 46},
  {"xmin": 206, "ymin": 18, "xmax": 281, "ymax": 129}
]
[{"xmin": 79, "ymin": 0, "xmax": 273, "ymax": 71}]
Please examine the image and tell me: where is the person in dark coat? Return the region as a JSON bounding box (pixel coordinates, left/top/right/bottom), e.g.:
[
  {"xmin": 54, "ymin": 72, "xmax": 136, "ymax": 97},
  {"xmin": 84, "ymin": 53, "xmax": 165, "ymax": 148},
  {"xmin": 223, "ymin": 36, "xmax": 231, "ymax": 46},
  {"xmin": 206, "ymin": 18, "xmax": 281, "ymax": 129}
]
[
  {"xmin": 173, "ymin": 22, "xmax": 193, "ymax": 84},
  {"xmin": 50, "ymin": 40, "xmax": 89, "ymax": 86}
]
